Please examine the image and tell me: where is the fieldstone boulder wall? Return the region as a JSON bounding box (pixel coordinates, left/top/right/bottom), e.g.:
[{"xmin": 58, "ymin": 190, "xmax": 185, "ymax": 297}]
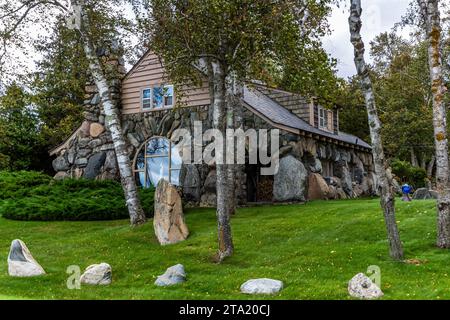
[
  {"xmin": 80, "ymin": 263, "xmax": 112, "ymax": 285},
  {"xmin": 240, "ymin": 278, "xmax": 283, "ymax": 295},
  {"xmin": 308, "ymin": 173, "xmax": 331, "ymax": 200},
  {"xmin": 155, "ymin": 264, "xmax": 186, "ymax": 286},
  {"xmin": 413, "ymin": 188, "xmax": 438, "ymax": 200},
  {"xmin": 154, "ymin": 179, "xmax": 189, "ymax": 245},
  {"xmin": 348, "ymin": 273, "xmax": 383, "ymax": 300},
  {"xmin": 8, "ymin": 239, "xmax": 46, "ymax": 277},
  {"xmin": 273, "ymin": 155, "xmax": 307, "ymax": 202},
  {"xmin": 180, "ymin": 164, "xmax": 201, "ymax": 202},
  {"xmin": 83, "ymin": 152, "xmax": 106, "ymax": 179}
]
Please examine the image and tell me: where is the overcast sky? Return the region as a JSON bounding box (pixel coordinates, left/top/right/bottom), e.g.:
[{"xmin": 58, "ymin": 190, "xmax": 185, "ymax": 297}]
[{"xmin": 323, "ymin": 0, "xmax": 412, "ymax": 79}]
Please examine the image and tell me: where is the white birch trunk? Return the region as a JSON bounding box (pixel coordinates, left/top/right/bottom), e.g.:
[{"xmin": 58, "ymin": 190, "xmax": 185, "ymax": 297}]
[
  {"xmin": 419, "ymin": 0, "xmax": 450, "ymax": 248},
  {"xmin": 210, "ymin": 60, "xmax": 234, "ymax": 261},
  {"xmin": 71, "ymin": 1, "xmax": 146, "ymax": 226},
  {"xmin": 349, "ymin": 0, "xmax": 404, "ymax": 260}
]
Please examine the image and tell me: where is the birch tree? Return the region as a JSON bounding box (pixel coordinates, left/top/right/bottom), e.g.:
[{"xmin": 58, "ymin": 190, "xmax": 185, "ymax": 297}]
[
  {"xmin": 419, "ymin": 0, "xmax": 450, "ymax": 248},
  {"xmin": 348, "ymin": 0, "xmax": 404, "ymax": 260},
  {"xmin": 0, "ymin": 0, "xmax": 146, "ymax": 226}
]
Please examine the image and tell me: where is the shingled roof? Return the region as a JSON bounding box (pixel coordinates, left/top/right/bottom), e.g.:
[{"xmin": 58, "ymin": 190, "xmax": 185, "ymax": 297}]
[{"xmin": 242, "ymin": 85, "xmax": 371, "ymax": 150}]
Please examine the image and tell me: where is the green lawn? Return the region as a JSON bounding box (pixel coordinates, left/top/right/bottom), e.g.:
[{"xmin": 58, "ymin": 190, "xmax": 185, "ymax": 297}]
[{"xmin": 0, "ymin": 198, "xmax": 449, "ymax": 300}]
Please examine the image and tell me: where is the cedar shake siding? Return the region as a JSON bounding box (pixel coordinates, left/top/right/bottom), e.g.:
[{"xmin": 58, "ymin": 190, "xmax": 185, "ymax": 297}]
[
  {"xmin": 252, "ymin": 84, "xmax": 312, "ymax": 123},
  {"xmin": 121, "ymin": 51, "xmax": 211, "ymax": 114}
]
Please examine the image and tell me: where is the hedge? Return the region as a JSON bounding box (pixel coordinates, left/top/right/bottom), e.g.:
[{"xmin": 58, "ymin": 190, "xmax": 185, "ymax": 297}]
[{"xmin": 0, "ymin": 171, "xmax": 154, "ymax": 221}]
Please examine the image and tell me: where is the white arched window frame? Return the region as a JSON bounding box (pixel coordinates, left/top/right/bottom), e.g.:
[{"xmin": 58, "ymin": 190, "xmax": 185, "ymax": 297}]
[{"xmin": 133, "ymin": 136, "xmax": 182, "ymax": 188}]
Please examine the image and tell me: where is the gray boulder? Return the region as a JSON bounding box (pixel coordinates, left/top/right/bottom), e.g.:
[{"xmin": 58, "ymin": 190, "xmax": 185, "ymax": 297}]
[
  {"xmin": 80, "ymin": 263, "xmax": 112, "ymax": 285},
  {"xmin": 334, "ymin": 161, "xmax": 353, "ymax": 197},
  {"xmin": 181, "ymin": 164, "xmax": 201, "ymax": 202},
  {"xmin": 52, "ymin": 155, "xmax": 69, "ymax": 172},
  {"xmin": 413, "ymin": 188, "xmax": 438, "ymax": 200},
  {"xmin": 155, "ymin": 264, "xmax": 186, "ymax": 286},
  {"xmin": 8, "ymin": 239, "xmax": 46, "ymax": 277},
  {"xmin": 273, "ymin": 155, "xmax": 307, "ymax": 202},
  {"xmin": 348, "ymin": 273, "xmax": 383, "ymax": 300},
  {"xmin": 83, "ymin": 152, "xmax": 106, "ymax": 179},
  {"xmin": 240, "ymin": 278, "xmax": 283, "ymax": 295}
]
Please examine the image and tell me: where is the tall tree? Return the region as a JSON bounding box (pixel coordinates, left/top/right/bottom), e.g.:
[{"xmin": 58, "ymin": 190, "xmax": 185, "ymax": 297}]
[
  {"xmin": 0, "ymin": 83, "xmax": 45, "ymax": 170},
  {"xmin": 348, "ymin": 0, "xmax": 404, "ymax": 260},
  {"xmin": 0, "ymin": 0, "xmax": 146, "ymax": 226},
  {"xmin": 150, "ymin": 0, "xmax": 334, "ymax": 261},
  {"xmin": 419, "ymin": 0, "xmax": 450, "ymax": 248}
]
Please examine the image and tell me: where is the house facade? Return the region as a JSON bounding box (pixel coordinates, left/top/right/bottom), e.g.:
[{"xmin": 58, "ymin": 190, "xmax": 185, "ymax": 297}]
[{"xmin": 50, "ymin": 43, "xmax": 377, "ymax": 206}]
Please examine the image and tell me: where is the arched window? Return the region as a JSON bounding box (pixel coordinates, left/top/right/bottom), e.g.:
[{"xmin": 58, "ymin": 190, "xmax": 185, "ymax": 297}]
[{"xmin": 133, "ymin": 137, "xmax": 182, "ymax": 188}]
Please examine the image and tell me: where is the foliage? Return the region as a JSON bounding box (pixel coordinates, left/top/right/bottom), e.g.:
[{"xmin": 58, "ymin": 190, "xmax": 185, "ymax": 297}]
[
  {"xmin": 149, "ymin": 0, "xmax": 336, "ymax": 93},
  {"xmin": 390, "ymin": 159, "xmax": 427, "ymax": 188},
  {"xmin": 31, "ymin": 22, "xmax": 87, "ymax": 149},
  {"xmin": 0, "ymin": 84, "xmax": 47, "ymax": 171},
  {"xmin": 0, "ymin": 198, "xmax": 447, "ymax": 299},
  {"xmin": 371, "ymin": 33, "xmax": 436, "ymax": 163},
  {"xmin": 336, "ymin": 77, "xmax": 370, "ymax": 142},
  {"xmin": 0, "ymin": 171, "xmax": 154, "ymax": 221}
]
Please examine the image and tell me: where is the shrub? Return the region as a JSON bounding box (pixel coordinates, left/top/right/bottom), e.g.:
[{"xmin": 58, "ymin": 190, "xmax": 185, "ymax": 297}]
[
  {"xmin": 0, "ymin": 170, "xmax": 52, "ymax": 199},
  {"xmin": 0, "ymin": 171, "xmax": 154, "ymax": 221},
  {"xmin": 390, "ymin": 159, "xmax": 427, "ymax": 188}
]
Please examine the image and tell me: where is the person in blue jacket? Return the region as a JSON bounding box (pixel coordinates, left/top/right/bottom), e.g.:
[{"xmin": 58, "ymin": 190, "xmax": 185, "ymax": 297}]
[{"xmin": 401, "ymin": 183, "xmax": 412, "ymax": 201}]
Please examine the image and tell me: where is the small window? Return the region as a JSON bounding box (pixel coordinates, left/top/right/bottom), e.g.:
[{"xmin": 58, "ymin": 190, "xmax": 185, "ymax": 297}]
[
  {"xmin": 142, "ymin": 89, "xmax": 151, "ymax": 109},
  {"xmin": 318, "ymin": 107, "xmax": 328, "ymax": 130},
  {"xmin": 164, "ymin": 85, "xmax": 174, "ymax": 107}
]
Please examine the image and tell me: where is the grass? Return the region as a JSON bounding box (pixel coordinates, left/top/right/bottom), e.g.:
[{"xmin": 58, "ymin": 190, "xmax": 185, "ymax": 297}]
[{"xmin": 0, "ymin": 198, "xmax": 449, "ymax": 300}]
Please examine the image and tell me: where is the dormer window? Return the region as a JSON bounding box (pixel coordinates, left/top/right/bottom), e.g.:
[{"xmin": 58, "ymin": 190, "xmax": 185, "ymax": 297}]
[
  {"xmin": 318, "ymin": 107, "xmax": 328, "ymax": 129},
  {"xmin": 317, "ymin": 106, "xmax": 333, "ymax": 132}
]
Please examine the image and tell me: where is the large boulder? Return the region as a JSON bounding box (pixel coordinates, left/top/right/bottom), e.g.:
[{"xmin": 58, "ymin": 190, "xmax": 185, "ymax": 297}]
[
  {"xmin": 154, "ymin": 264, "xmax": 186, "ymax": 286},
  {"xmin": 154, "ymin": 179, "xmax": 189, "ymax": 245},
  {"xmin": 308, "ymin": 173, "xmax": 331, "ymax": 200},
  {"xmin": 348, "ymin": 273, "xmax": 383, "ymax": 300},
  {"xmin": 180, "ymin": 164, "xmax": 201, "ymax": 202},
  {"xmin": 273, "ymin": 155, "xmax": 307, "ymax": 202},
  {"xmin": 80, "ymin": 263, "xmax": 112, "ymax": 285},
  {"xmin": 8, "ymin": 239, "xmax": 46, "ymax": 277},
  {"xmin": 89, "ymin": 123, "xmax": 105, "ymax": 138},
  {"xmin": 52, "ymin": 155, "xmax": 70, "ymax": 172},
  {"xmin": 83, "ymin": 152, "xmax": 106, "ymax": 179},
  {"xmin": 334, "ymin": 161, "xmax": 353, "ymax": 197},
  {"xmin": 240, "ymin": 278, "xmax": 283, "ymax": 295},
  {"xmin": 412, "ymin": 188, "xmax": 438, "ymax": 200}
]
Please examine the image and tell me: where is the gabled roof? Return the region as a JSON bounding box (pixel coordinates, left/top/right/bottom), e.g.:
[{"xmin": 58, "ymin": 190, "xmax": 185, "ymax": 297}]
[{"xmin": 242, "ymin": 85, "xmax": 371, "ymax": 150}]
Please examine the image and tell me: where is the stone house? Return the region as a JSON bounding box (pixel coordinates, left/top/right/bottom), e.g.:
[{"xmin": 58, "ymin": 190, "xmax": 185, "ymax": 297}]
[{"xmin": 50, "ymin": 45, "xmax": 376, "ymax": 206}]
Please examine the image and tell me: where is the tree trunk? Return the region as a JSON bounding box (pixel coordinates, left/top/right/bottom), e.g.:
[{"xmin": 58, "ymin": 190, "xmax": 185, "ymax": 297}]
[
  {"xmin": 225, "ymin": 74, "xmax": 243, "ymax": 215},
  {"xmin": 419, "ymin": 0, "xmax": 450, "ymax": 248},
  {"xmin": 72, "ymin": 1, "xmax": 146, "ymax": 226},
  {"xmin": 427, "ymin": 155, "xmax": 436, "ymax": 178},
  {"xmin": 349, "ymin": 0, "xmax": 404, "ymax": 260},
  {"xmin": 210, "ymin": 60, "xmax": 234, "ymax": 261},
  {"xmin": 420, "ymin": 153, "xmax": 427, "ymax": 170},
  {"xmin": 411, "ymin": 148, "xmax": 419, "ymax": 167}
]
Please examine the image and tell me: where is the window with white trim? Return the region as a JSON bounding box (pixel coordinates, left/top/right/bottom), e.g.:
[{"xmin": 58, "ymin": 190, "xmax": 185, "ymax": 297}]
[
  {"xmin": 142, "ymin": 88, "xmax": 152, "ymax": 109},
  {"xmin": 142, "ymin": 85, "xmax": 174, "ymax": 110},
  {"xmin": 318, "ymin": 107, "xmax": 328, "ymax": 130}
]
